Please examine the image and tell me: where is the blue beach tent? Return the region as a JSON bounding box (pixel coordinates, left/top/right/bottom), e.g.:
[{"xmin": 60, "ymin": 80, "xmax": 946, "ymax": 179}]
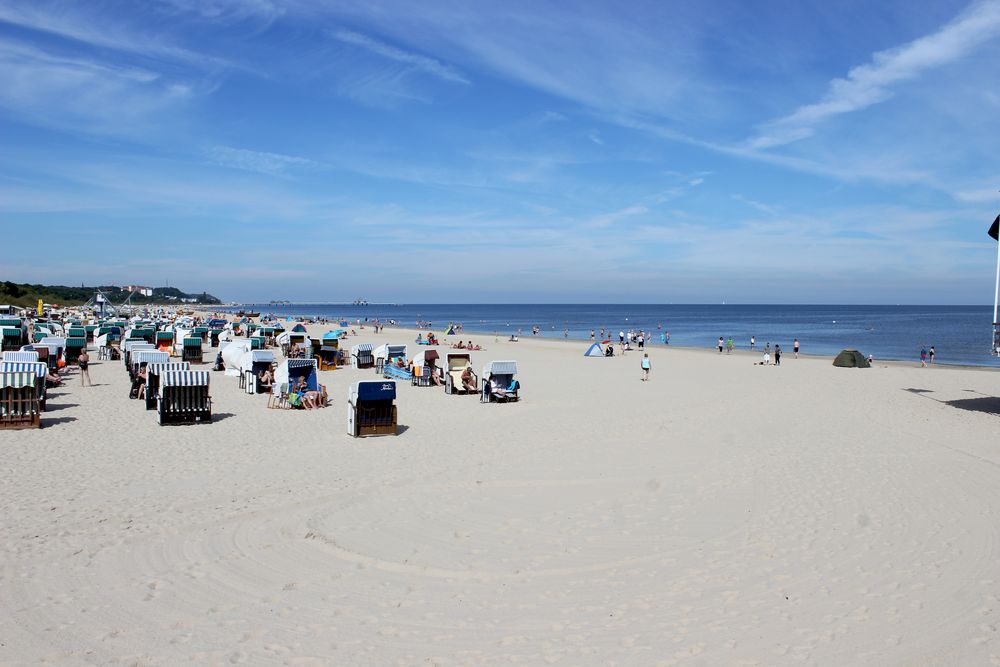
[{"xmin": 584, "ymin": 343, "xmax": 604, "ymax": 357}]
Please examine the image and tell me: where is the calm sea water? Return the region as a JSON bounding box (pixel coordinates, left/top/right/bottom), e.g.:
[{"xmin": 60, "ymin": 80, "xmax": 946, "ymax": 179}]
[{"xmin": 219, "ymin": 304, "xmax": 1000, "ymax": 367}]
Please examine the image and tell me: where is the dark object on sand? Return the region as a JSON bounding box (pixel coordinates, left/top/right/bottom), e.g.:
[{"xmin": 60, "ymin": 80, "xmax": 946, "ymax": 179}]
[{"xmin": 833, "ymin": 349, "xmax": 870, "ymax": 368}]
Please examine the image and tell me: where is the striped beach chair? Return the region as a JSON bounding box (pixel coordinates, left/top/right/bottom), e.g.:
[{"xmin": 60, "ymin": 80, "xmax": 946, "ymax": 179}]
[
  {"xmin": 157, "ymin": 370, "xmax": 212, "ymax": 425},
  {"xmin": 2, "ymin": 350, "xmax": 39, "ymax": 363},
  {"xmin": 0, "ymin": 371, "xmax": 40, "ymax": 429},
  {"xmin": 181, "ymin": 337, "xmax": 203, "ymax": 363},
  {"xmin": 0, "ymin": 361, "xmax": 48, "ymax": 411},
  {"xmin": 131, "ymin": 350, "xmax": 169, "ymax": 381},
  {"xmin": 145, "ymin": 362, "xmax": 191, "ymax": 410},
  {"xmin": 351, "ymin": 343, "xmax": 374, "ymax": 369}
]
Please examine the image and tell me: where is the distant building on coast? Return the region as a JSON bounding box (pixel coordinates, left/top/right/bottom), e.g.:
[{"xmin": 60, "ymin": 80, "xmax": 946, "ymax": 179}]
[{"xmin": 123, "ymin": 285, "xmax": 153, "ymax": 297}]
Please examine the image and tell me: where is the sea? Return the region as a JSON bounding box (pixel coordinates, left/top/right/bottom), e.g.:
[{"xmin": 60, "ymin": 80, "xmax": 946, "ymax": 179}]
[{"xmin": 217, "ymin": 304, "xmax": 1000, "ymax": 368}]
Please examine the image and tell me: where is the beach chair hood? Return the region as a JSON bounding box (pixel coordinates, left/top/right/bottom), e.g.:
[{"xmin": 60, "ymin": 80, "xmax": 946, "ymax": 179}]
[{"xmin": 275, "ymin": 358, "xmax": 318, "ymax": 391}]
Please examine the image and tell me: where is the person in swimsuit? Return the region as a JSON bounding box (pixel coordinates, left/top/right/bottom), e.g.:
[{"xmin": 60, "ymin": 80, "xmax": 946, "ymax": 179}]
[{"xmin": 78, "ymin": 350, "xmax": 91, "ymax": 387}]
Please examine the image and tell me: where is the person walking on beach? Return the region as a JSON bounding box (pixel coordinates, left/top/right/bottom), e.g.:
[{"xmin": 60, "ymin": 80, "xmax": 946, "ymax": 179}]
[
  {"xmin": 641, "ymin": 353, "xmax": 650, "ymax": 381},
  {"xmin": 637, "ymin": 332, "xmax": 644, "ymax": 349},
  {"xmin": 78, "ymin": 349, "xmax": 91, "ymax": 387},
  {"xmin": 793, "ymin": 338, "xmax": 800, "ymax": 358},
  {"xmin": 726, "ymin": 337, "xmax": 734, "ymax": 354},
  {"xmin": 920, "ymin": 348, "xmax": 928, "ymax": 367},
  {"xmin": 590, "ymin": 329, "xmax": 595, "ymax": 342},
  {"xmin": 665, "ymin": 331, "xmax": 670, "ymax": 345},
  {"xmin": 774, "ymin": 344, "xmax": 781, "ymax": 366},
  {"xmin": 718, "ymin": 336, "xmax": 724, "ymax": 353},
  {"xmin": 750, "ymin": 335, "xmax": 755, "ymax": 351},
  {"xmin": 929, "ymin": 345, "xmax": 935, "ymax": 363}
]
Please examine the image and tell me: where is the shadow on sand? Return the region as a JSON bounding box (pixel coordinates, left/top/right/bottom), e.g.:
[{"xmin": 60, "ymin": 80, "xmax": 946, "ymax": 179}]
[{"xmin": 904, "ymin": 388, "xmax": 1000, "ymax": 416}]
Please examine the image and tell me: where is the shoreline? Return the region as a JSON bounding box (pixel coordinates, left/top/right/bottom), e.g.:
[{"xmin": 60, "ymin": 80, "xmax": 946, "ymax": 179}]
[{"xmin": 199, "ymin": 308, "xmax": 993, "ymax": 372}]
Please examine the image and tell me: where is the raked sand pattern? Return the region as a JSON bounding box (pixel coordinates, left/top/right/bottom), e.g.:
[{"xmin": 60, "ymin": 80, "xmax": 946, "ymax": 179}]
[{"xmin": 2, "ymin": 326, "xmax": 1000, "ymax": 665}]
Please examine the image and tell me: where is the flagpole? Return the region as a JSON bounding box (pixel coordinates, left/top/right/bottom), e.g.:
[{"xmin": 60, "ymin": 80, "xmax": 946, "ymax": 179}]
[{"xmin": 995, "ymin": 207, "xmax": 1000, "ymax": 355}]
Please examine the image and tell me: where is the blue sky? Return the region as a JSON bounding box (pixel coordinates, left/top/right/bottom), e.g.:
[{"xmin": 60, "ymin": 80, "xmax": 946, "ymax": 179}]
[{"xmin": 2, "ymin": 0, "xmax": 999, "ymax": 304}]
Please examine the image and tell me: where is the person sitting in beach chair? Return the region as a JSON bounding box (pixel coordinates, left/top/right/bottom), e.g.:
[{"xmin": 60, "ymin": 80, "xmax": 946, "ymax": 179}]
[
  {"xmin": 45, "ymin": 368, "xmax": 63, "ymax": 387},
  {"xmin": 461, "ymin": 366, "xmax": 477, "ymax": 392},
  {"xmin": 257, "ymin": 367, "xmax": 275, "ymax": 392},
  {"xmin": 129, "ymin": 362, "xmax": 148, "ymax": 399}
]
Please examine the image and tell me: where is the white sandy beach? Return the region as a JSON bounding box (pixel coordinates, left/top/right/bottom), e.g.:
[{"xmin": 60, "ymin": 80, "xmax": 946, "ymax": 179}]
[{"xmin": 2, "ymin": 326, "xmax": 1000, "ymax": 665}]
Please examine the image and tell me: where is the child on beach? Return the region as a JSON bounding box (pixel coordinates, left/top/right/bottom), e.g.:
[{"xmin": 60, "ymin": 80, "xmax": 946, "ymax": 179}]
[
  {"xmin": 78, "ymin": 350, "xmax": 91, "ymax": 387},
  {"xmin": 641, "ymin": 353, "xmax": 650, "ymax": 381},
  {"xmin": 920, "ymin": 348, "xmax": 927, "ymax": 367},
  {"xmin": 793, "ymin": 338, "xmax": 800, "ymax": 358}
]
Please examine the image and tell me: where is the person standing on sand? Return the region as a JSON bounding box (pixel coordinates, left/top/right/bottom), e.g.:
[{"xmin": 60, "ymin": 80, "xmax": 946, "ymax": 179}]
[
  {"xmin": 929, "ymin": 346, "xmax": 935, "ymax": 363},
  {"xmin": 793, "ymin": 338, "xmax": 800, "ymax": 358},
  {"xmin": 726, "ymin": 337, "xmax": 734, "ymax": 354},
  {"xmin": 590, "ymin": 329, "xmax": 595, "ymax": 342},
  {"xmin": 641, "ymin": 353, "xmax": 650, "ymax": 381},
  {"xmin": 774, "ymin": 344, "xmax": 781, "ymax": 366},
  {"xmin": 750, "ymin": 335, "xmax": 755, "ymax": 351},
  {"xmin": 920, "ymin": 348, "xmax": 928, "ymax": 367},
  {"xmin": 78, "ymin": 350, "xmax": 91, "ymax": 386},
  {"xmin": 718, "ymin": 336, "xmax": 724, "ymax": 353}
]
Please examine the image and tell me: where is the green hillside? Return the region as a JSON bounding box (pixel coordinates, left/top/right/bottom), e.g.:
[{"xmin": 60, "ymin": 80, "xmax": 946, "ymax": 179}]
[{"xmin": 0, "ymin": 281, "xmax": 222, "ymax": 309}]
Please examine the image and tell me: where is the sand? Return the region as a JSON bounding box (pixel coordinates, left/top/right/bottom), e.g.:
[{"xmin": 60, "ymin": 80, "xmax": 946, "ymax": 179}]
[{"xmin": 2, "ymin": 325, "xmax": 1000, "ymax": 665}]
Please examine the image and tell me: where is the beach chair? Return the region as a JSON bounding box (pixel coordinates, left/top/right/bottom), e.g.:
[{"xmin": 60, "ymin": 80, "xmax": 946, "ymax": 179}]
[
  {"xmin": 145, "ymin": 362, "xmax": 191, "ymax": 410},
  {"xmin": 0, "ymin": 371, "xmax": 40, "ymax": 429},
  {"xmin": 130, "ymin": 350, "xmax": 169, "ymax": 381},
  {"xmin": 64, "ymin": 337, "xmax": 87, "ymax": 364},
  {"xmin": 155, "ymin": 331, "xmax": 174, "ymax": 353},
  {"xmin": 445, "ymin": 353, "xmax": 475, "ymax": 395},
  {"xmin": 411, "ymin": 350, "xmax": 440, "ymax": 387},
  {"xmin": 271, "ymin": 359, "xmax": 321, "ymax": 408},
  {"xmin": 0, "ymin": 361, "xmax": 47, "ymax": 412},
  {"xmin": 317, "ymin": 345, "xmax": 338, "ymax": 371},
  {"xmin": 182, "ymin": 337, "xmax": 203, "ymax": 363},
  {"xmin": 347, "ymin": 381, "xmax": 397, "ymax": 437},
  {"xmin": 374, "ymin": 344, "xmax": 407, "ymax": 373},
  {"xmin": 240, "ymin": 349, "xmax": 276, "ymax": 395},
  {"xmin": 481, "ymin": 360, "xmax": 520, "ymax": 403},
  {"xmin": 351, "ymin": 343, "xmax": 374, "ymax": 369},
  {"xmin": 157, "ymin": 370, "xmax": 212, "ymax": 425},
  {"xmin": 1, "ymin": 326, "xmax": 24, "ymax": 351}
]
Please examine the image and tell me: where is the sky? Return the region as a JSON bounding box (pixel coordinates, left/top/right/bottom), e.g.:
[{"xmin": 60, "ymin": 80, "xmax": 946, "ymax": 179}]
[{"xmin": 2, "ymin": 0, "xmax": 1000, "ymax": 304}]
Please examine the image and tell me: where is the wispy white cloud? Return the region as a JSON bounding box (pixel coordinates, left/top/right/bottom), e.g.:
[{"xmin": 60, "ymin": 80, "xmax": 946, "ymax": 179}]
[
  {"xmin": 331, "ymin": 29, "xmax": 469, "ymax": 84},
  {"xmin": 0, "ymin": 2, "xmax": 224, "ymax": 68},
  {"xmin": 954, "ymin": 187, "xmax": 1000, "ymax": 203},
  {"xmin": 205, "ymin": 145, "xmax": 315, "ymax": 176},
  {"xmin": 587, "ymin": 130, "xmax": 604, "ymax": 145},
  {"xmin": 749, "ymin": 0, "xmax": 1000, "ymax": 149},
  {"xmin": 0, "ymin": 39, "xmax": 194, "ymax": 136},
  {"xmin": 157, "ymin": 0, "xmax": 285, "ymax": 24}
]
